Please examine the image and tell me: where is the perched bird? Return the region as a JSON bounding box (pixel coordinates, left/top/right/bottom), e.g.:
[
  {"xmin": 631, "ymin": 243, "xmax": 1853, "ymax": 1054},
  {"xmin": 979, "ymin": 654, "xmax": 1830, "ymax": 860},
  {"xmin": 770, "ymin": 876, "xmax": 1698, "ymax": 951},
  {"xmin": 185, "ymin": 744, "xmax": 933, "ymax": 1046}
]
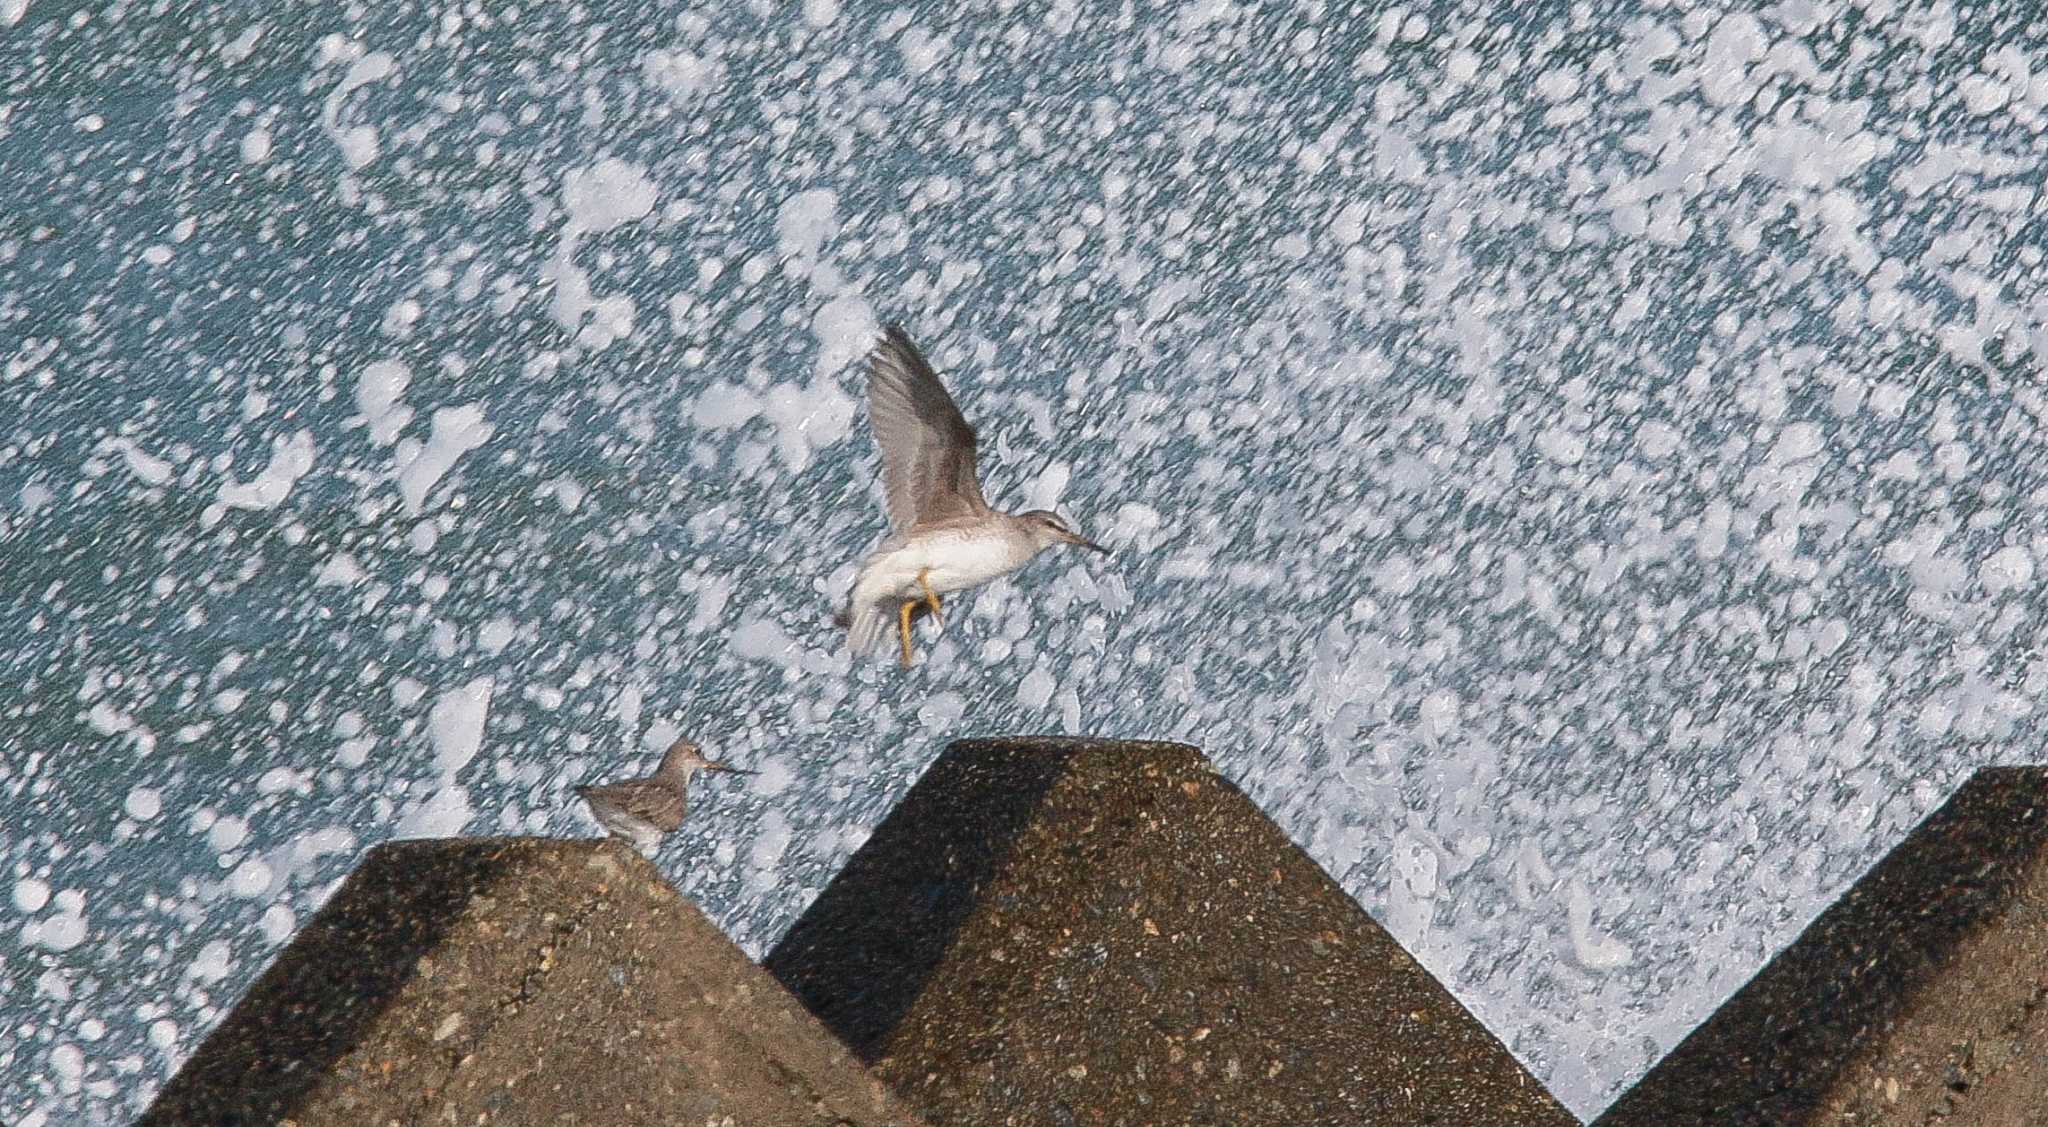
[
  {"xmin": 843, "ymin": 324, "xmax": 1108, "ymax": 667},
  {"xmin": 574, "ymin": 737, "xmax": 752, "ymax": 855}
]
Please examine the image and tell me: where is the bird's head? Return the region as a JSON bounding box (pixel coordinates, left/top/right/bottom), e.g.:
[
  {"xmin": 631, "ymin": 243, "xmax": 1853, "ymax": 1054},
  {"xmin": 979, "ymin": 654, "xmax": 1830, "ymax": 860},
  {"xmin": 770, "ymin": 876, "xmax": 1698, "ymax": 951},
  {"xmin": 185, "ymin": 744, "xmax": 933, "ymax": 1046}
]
[
  {"xmin": 1021, "ymin": 510, "xmax": 1109, "ymax": 555},
  {"xmin": 658, "ymin": 736, "xmax": 753, "ymax": 779}
]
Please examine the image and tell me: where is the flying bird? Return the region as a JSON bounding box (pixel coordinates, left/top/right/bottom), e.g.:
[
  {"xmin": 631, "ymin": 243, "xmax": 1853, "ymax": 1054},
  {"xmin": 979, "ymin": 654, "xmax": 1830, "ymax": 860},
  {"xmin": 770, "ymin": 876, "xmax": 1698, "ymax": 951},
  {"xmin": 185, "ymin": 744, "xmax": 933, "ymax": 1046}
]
[{"xmin": 843, "ymin": 324, "xmax": 1107, "ymax": 667}]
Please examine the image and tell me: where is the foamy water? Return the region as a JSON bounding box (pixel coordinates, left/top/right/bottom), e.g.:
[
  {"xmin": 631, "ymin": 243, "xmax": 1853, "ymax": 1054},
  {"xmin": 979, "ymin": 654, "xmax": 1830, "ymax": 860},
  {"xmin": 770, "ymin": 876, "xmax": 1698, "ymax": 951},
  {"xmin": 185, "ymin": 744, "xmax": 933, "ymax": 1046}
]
[{"xmin": 4, "ymin": 2, "xmax": 2046, "ymax": 1121}]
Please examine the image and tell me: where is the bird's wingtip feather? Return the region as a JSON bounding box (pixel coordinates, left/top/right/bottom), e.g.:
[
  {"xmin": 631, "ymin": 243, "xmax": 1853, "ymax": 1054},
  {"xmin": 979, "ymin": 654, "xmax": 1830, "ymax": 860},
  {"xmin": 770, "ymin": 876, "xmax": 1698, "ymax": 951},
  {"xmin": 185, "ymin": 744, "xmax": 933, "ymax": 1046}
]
[{"xmin": 866, "ymin": 324, "xmax": 905, "ymax": 367}]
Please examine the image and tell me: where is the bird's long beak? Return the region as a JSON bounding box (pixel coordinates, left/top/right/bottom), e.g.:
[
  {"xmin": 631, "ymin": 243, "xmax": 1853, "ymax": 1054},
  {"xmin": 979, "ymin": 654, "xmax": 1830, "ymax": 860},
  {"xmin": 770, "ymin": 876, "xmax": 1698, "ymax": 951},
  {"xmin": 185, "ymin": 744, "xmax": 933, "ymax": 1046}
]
[
  {"xmin": 702, "ymin": 759, "xmax": 756, "ymax": 774},
  {"xmin": 1063, "ymin": 530, "xmax": 1110, "ymax": 556}
]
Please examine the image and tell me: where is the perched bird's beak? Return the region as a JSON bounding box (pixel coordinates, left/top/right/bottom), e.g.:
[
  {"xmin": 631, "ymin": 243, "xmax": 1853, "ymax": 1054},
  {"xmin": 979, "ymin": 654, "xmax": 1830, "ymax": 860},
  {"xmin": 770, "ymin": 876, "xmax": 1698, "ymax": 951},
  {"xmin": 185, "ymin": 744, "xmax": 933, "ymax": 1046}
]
[
  {"xmin": 1063, "ymin": 530, "xmax": 1110, "ymax": 556},
  {"xmin": 702, "ymin": 759, "xmax": 757, "ymax": 774}
]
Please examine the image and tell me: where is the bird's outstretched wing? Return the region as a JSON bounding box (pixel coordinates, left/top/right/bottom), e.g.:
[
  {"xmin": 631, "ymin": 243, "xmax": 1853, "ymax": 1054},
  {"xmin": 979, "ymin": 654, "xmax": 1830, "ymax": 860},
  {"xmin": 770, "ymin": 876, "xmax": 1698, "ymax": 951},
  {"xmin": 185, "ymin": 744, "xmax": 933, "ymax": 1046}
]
[{"xmin": 866, "ymin": 325, "xmax": 990, "ymax": 529}]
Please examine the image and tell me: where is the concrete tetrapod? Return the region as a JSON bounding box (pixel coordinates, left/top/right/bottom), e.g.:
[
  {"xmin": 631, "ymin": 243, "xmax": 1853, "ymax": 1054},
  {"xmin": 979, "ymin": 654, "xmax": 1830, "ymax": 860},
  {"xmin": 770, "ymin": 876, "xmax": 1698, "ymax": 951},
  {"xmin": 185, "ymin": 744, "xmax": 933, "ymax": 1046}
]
[
  {"xmin": 141, "ymin": 836, "xmax": 924, "ymax": 1127},
  {"xmin": 767, "ymin": 737, "xmax": 1572, "ymax": 1127}
]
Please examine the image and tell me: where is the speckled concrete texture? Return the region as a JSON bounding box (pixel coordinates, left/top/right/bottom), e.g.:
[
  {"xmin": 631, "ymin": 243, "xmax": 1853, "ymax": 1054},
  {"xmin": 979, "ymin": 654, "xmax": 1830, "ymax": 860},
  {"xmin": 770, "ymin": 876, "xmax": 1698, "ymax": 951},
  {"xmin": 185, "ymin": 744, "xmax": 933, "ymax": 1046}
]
[
  {"xmin": 141, "ymin": 836, "xmax": 924, "ymax": 1127},
  {"xmin": 768, "ymin": 737, "xmax": 1573, "ymax": 1126}
]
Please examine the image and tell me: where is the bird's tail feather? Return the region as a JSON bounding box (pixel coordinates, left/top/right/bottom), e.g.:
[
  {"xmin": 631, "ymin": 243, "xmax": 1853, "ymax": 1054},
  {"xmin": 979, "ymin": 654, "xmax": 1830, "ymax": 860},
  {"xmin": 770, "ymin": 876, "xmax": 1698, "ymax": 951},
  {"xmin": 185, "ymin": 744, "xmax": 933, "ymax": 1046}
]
[{"xmin": 846, "ymin": 597, "xmax": 888, "ymax": 656}]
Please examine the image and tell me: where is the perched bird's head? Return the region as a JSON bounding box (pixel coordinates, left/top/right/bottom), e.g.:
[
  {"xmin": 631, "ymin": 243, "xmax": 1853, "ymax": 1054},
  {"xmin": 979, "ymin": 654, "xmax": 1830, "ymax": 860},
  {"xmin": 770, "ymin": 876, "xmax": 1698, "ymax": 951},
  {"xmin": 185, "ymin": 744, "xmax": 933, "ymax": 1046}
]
[
  {"xmin": 1021, "ymin": 510, "xmax": 1109, "ymax": 555},
  {"xmin": 657, "ymin": 737, "xmax": 753, "ymax": 779}
]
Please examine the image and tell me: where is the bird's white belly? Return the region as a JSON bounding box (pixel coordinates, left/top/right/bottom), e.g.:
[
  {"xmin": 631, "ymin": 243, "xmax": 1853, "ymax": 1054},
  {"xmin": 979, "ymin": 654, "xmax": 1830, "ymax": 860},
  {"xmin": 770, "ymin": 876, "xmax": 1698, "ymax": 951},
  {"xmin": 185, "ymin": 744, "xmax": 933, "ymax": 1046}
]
[
  {"xmin": 862, "ymin": 535, "xmax": 1027, "ymax": 602},
  {"xmin": 926, "ymin": 536, "xmax": 1030, "ymax": 592},
  {"xmin": 594, "ymin": 808, "xmax": 661, "ymax": 853}
]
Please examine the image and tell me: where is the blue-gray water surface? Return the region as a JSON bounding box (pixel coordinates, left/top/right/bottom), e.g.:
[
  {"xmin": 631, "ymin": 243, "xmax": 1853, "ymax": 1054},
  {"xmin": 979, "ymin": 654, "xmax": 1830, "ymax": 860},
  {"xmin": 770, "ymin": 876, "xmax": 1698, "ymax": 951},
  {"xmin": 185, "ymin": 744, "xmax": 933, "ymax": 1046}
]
[{"xmin": 5, "ymin": 1, "xmax": 2047, "ymax": 1120}]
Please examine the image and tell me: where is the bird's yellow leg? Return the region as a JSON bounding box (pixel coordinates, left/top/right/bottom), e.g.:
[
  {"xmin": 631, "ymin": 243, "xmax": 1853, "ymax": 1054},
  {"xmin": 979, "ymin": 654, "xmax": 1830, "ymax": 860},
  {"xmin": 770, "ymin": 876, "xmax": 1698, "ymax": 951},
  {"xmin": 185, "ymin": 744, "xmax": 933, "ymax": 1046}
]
[
  {"xmin": 899, "ymin": 599, "xmax": 917, "ymax": 668},
  {"xmin": 917, "ymin": 569, "xmax": 943, "ymax": 624}
]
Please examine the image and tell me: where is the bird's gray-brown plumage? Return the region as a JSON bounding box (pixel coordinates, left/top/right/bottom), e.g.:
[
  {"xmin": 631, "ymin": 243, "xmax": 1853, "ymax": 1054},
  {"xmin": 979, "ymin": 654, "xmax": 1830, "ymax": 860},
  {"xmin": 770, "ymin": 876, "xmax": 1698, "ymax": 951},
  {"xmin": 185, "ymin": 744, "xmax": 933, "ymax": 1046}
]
[
  {"xmin": 867, "ymin": 324, "xmax": 991, "ymax": 530},
  {"xmin": 574, "ymin": 737, "xmax": 750, "ymax": 855}
]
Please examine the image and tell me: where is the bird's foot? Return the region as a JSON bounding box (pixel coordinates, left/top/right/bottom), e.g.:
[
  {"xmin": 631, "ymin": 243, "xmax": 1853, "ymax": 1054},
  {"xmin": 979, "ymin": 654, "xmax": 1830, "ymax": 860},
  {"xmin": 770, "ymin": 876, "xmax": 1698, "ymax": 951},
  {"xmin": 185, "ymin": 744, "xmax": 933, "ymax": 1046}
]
[
  {"xmin": 898, "ymin": 599, "xmax": 917, "ymax": 668},
  {"xmin": 917, "ymin": 569, "xmax": 944, "ymax": 628}
]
